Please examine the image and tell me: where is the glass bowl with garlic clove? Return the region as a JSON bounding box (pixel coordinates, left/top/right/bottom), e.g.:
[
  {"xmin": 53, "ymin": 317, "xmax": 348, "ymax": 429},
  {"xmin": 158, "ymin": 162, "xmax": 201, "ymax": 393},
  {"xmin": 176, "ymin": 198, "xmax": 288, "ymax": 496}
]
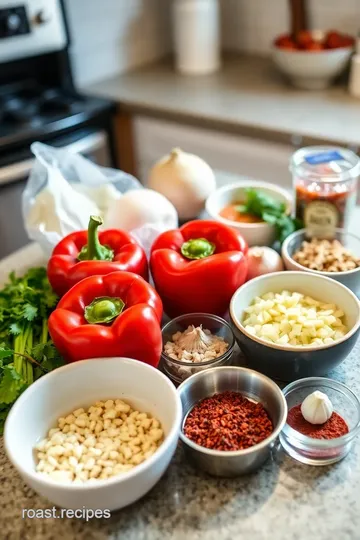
[
  {"xmin": 161, "ymin": 313, "xmax": 235, "ymax": 384},
  {"xmin": 280, "ymin": 377, "xmax": 360, "ymax": 466}
]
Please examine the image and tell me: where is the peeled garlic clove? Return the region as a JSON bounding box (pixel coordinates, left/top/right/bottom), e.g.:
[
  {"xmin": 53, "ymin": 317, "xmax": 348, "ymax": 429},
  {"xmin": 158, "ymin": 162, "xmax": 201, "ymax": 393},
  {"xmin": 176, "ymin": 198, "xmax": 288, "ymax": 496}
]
[
  {"xmin": 177, "ymin": 325, "xmax": 213, "ymax": 353},
  {"xmin": 300, "ymin": 390, "xmax": 333, "ymax": 425}
]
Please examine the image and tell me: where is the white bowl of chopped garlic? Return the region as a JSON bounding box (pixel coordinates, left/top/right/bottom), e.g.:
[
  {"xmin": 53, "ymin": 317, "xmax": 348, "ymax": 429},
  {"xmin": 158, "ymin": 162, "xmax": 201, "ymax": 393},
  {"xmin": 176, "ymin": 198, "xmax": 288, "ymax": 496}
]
[
  {"xmin": 282, "ymin": 229, "xmax": 360, "ymax": 296},
  {"xmin": 230, "ymin": 271, "xmax": 360, "ymax": 381},
  {"xmin": 4, "ymin": 357, "xmax": 182, "ymax": 511}
]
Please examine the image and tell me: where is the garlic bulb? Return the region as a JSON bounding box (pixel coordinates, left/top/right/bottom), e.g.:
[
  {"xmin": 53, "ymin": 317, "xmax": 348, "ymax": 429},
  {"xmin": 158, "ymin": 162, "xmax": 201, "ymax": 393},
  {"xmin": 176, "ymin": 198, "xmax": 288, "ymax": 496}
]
[
  {"xmin": 148, "ymin": 148, "xmax": 216, "ymax": 220},
  {"xmin": 177, "ymin": 325, "xmax": 213, "ymax": 353},
  {"xmin": 301, "ymin": 391, "xmax": 333, "ymax": 425}
]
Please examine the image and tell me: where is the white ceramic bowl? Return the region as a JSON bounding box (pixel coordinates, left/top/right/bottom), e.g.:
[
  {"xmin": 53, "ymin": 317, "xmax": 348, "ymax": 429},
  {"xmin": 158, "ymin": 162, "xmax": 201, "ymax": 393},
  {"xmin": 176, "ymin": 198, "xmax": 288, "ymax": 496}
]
[
  {"xmin": 4, "ymin": 358, "xmax": 182, "ymax": 511},
  {"xmin": 282, "ymin": 229, "xmax": 360, "ymax": 296},
  {"xmin": 272, "ymin": 37, "xmax": 353, "ymax": 90},
  {"xmin": 205, "ymin": 181, "xmax": 292, "ymax": 247}
]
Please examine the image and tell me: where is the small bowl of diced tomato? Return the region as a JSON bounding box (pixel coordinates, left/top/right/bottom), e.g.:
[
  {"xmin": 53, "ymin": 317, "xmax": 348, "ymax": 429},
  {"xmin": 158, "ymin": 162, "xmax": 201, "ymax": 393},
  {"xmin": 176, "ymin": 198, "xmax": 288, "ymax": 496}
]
[
  {"xmin": 272, "ymin": 30, "xmax": 355, "ymax": 90},
  {"xmin": 205, "ymin": 180, "xmax": 292, "ymax": 247}
]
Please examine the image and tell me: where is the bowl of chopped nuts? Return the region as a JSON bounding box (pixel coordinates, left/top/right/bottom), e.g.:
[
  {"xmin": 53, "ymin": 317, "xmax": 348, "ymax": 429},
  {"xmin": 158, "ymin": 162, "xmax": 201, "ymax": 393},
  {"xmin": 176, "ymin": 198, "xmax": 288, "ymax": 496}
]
[
  {"xmin": 4, "ymin": 357, "xmax": 182, "ymax": 511},
  {"xmin": 161, "ymin": 313, "xmax": 235, "ymax": 384},
  {"xmin": 282, "ymin": 229, "xmax": 360, "ymax": 296},
  {"xmin": 230, "ymin": 271, "xmax": 360, "ymax": 381}
]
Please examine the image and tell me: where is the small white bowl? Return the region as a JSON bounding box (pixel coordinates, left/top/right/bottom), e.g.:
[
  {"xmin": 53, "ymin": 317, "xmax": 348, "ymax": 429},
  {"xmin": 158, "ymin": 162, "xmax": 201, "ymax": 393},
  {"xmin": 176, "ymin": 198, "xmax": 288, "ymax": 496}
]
[
  {"xmin": 272, "ymin": 36, "xmax": 353, "ymax": 90},
  {"xmin": 4, "ymin": 358, "xmax": 182, "ymax": 511},
  {"xmin": 205, "ymin": 181, "xmax": 292, "ymax": 247}
]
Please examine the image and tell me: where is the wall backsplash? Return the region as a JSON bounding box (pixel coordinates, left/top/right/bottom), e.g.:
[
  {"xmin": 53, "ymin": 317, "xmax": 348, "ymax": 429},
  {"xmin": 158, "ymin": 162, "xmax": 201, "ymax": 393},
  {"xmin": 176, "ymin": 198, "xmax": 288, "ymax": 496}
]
[
  {"xmin": 64, "ymin": 0, "xmax": 171, "ymax": 87},
  {"xmin": 220, "ymin": 0, "xmax": 360, "ymax": 55},
  {"xmin": 65, "ymin": 0, "xmax": 360, "ymax": 86}
]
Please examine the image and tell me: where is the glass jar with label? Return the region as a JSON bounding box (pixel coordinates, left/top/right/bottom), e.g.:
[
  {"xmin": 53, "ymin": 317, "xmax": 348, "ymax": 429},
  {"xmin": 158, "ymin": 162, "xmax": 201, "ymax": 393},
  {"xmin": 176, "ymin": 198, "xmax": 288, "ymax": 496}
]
[{"xmin": 291, "ymin": 146, "xmax": 360, "ymax": 238}]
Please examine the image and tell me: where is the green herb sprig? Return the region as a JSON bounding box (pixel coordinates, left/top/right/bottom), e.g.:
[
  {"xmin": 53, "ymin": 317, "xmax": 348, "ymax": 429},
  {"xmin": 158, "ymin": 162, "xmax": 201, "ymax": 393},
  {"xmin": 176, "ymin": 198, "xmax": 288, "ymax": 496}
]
[
  {"xmin": 236, "ymin": 188, "xmax": 303, "ymax": 243},
  {"xmin": 0, "ymin": 267, "xmax": 64, "ymax": 432}
]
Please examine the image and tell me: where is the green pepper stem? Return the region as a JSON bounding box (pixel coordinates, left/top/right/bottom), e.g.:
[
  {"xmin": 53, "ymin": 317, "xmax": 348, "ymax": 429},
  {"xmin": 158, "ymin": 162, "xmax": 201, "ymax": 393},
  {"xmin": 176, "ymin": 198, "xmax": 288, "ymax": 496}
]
[
  {"xmin": 181, "ymin": 238, "xmax": 216, "ymax": 260},
  {"xmin": 77, "ymin": 216, "xmax": 114, "ymax": 262},
  {"xmin": 84, "ymin": 296, "xmax": 125, "ymax": 324},
  {"xmin": 86, "ymin": 216, "xmax": 105, "ymax": 260}
]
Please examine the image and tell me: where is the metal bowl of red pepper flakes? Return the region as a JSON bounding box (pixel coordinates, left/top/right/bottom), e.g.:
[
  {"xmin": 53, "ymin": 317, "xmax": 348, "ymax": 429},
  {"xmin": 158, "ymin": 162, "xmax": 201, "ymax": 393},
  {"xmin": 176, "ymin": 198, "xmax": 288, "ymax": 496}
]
[
  {"xmin": 177, "ymin": 366, "xmax": 287, "ymax": 477},
  {"xmin": 280, "ymin": 377, "xmax": 360, "ymax": 466}
]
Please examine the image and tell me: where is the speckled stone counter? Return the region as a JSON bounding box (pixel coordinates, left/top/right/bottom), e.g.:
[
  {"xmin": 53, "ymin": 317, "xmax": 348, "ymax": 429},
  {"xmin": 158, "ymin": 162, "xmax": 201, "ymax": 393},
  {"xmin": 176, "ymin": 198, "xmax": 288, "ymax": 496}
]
[
  {"xmin": 1, "ymin": 244, "xmax": 360, "ymax": 540},
  {"xmin": 1, "ymin": 327, "xmax": 360, "ymax": 540},
  {"xmin": 85, "ymin": 55, "xmax": 360, "ymax": 147}
]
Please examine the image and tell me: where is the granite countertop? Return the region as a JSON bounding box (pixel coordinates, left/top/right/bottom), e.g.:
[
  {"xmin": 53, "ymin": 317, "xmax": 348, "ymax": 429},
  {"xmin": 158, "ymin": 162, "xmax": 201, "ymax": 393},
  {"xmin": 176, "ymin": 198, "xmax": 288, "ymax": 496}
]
[
  {"xmin": 86, "ymin": 55, "xmax": 360, "ymax": 147},
  {"xmin": 1, "ymin": 243, "xmax": 360, "ymax": 540},
  {"xmin": 1, "ymin": 337, "xmax": 360, "ymax": 540}
]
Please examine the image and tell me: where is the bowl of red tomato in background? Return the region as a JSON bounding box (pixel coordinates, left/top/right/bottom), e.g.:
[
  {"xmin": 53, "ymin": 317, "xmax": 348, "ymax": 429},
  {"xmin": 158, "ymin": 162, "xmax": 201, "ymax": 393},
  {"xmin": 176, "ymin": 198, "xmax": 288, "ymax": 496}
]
[
  {"xmin": 205, "ymin": 180, "xmax": 292, "ymax": 247},
  {"xmin": 272, "ymin": 30, "xmax": 355, "ymax": 90}
]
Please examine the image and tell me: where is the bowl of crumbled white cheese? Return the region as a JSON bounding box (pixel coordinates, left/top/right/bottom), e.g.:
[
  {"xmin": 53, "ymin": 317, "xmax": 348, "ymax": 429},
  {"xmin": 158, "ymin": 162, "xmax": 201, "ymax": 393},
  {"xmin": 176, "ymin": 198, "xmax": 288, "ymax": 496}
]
[{"xmin": 161, "ymin": 313, "xmax": 235, "ymax": 384}]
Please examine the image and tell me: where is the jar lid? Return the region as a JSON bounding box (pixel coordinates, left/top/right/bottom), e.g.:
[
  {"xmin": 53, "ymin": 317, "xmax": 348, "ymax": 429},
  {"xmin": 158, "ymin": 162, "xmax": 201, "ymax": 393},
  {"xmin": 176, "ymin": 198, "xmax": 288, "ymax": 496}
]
[{"xmin": 290, "ymin": 146, "xmax": 360, "ymax": 183}]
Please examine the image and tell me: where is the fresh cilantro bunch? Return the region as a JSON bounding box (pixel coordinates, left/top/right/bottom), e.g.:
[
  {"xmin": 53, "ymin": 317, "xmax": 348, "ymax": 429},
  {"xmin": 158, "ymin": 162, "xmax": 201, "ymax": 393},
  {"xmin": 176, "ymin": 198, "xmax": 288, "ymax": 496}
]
[
  {"xmin": 236, "ymin": 188, "xmax": 303, "ymax": 243},
  {"xmin": 0, "ymin": 267, "xmax": 64, "ymax": 432}
]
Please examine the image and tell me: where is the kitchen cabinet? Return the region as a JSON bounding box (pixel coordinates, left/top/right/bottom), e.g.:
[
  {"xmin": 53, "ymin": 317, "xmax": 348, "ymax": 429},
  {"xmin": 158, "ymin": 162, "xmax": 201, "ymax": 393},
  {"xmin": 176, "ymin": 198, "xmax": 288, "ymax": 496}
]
[{"xmin": 133, "ymin": 116, "xmax": 295, "ymax": 189}]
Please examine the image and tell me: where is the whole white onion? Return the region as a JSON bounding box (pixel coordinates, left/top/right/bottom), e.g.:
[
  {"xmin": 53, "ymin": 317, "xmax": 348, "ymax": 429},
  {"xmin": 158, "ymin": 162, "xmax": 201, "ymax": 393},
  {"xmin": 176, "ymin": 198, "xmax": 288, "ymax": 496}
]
[
  {"xmin": 247, "ymin": 246, "xmax": 284, "ymax": 280},
  {"xmin": 148, "ymin": 148, "xmax": 216, "ymax": 220}
]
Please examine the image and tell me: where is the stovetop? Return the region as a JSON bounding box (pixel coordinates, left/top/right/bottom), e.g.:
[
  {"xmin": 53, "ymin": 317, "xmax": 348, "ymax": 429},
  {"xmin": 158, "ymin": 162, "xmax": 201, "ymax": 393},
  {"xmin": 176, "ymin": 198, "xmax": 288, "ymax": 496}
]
[
  {"xmin": 0, "ymin": 81, "xmax": 114, "ymax": 149},
  {"xmin": 0, "ymin": 86, "xmax": 82, "ymax": 124}
]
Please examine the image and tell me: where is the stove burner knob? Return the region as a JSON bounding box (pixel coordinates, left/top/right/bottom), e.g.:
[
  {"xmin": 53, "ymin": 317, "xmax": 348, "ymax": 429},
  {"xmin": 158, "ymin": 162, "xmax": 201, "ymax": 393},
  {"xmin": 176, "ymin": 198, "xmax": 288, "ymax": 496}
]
[
  {"xmin": 7, "ymin": 13, "xmax": 21, "ymax": 32},
  {"xmin": 34, "ymin": 9, "xmax": 51, "ymax": 25}
]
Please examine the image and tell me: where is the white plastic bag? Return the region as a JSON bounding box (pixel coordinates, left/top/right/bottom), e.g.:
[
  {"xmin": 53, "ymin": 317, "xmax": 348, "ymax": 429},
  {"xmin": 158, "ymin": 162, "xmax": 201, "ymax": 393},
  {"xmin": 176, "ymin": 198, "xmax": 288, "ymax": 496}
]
[{"xmin": 23, "ymin": 142, "xmax": 142, "ymax": 255}]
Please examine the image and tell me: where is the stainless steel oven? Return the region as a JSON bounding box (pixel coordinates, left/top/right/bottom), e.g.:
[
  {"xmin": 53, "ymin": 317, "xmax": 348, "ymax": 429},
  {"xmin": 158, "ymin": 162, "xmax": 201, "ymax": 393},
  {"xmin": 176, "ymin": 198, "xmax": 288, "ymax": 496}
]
[{"xmin": 0, "ymin": 0, "xmax": 115, "ymax": 258}]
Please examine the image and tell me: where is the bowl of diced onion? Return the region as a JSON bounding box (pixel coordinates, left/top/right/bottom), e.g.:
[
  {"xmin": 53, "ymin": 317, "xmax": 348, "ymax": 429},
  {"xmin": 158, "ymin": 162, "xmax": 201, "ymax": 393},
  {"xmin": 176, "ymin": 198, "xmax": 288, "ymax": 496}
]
[{"xmin": 229, "ymin": 271, "xmax": 360, "ymax": 381}]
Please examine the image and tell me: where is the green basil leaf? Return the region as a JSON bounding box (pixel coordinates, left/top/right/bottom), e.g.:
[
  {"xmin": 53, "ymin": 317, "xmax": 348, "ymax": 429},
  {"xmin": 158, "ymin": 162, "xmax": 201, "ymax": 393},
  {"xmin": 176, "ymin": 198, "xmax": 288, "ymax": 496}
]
[
  {"xmin": 235, "ymin": 205, "xmax": 247, "ymax": 214},
  {"xmin": 261, "ymin": 212, "xmax": 278, "ymax": 225}
]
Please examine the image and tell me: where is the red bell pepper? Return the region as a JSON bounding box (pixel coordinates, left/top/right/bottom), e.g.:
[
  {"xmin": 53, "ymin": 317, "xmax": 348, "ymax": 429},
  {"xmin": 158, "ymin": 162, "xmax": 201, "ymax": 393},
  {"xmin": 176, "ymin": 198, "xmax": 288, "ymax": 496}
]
[
  {"xmin": 150, "ymin": 220, "xmax": 248, "ymax": 317},
  {"xmin": 47, "ymin": 215, "xmax": 148, "ymax": 296},
  {"xmin": 48, "ymin": 271, "xmax": 163, "ymax": 366}
]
